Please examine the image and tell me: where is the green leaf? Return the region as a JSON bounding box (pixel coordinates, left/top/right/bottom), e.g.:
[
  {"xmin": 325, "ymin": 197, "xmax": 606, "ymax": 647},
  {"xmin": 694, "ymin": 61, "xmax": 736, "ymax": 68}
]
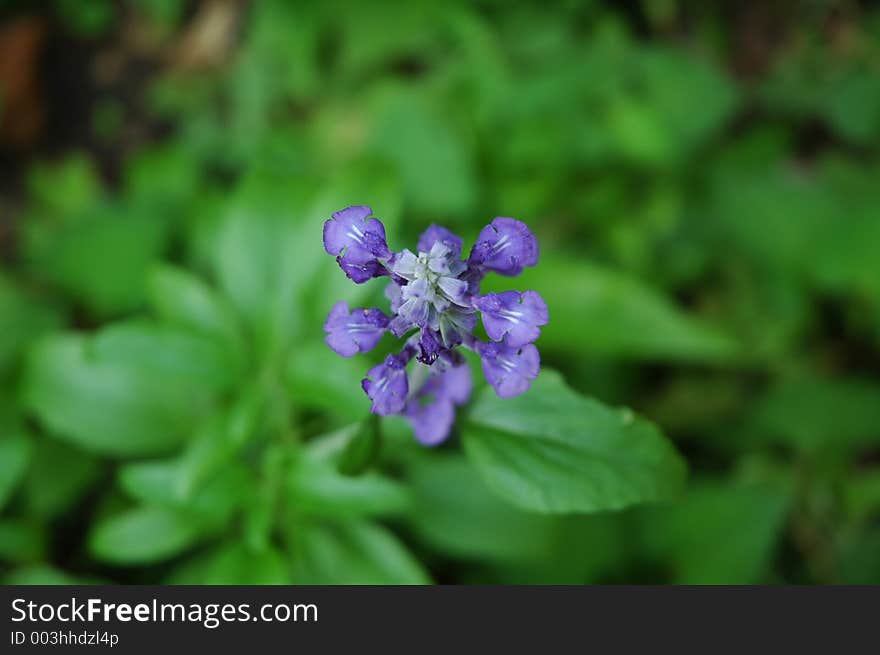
[
  {"xmin": 118, "ymin": 459, "xmax": 187, "ymax": 505},
  {"xmin": 640, "ymin": 482, "xmax": 790, "ymax": 584},
  {"xmin": 334, "ymin": 3, "xmax": 442, "ymax": 77},
  {"xmin": 26, "ymin": 152, "xmax": 102, "ymax": 218},
  {"xmin": 210, "ymin": 171, "xmax": 315, "ymax": 347},
  {"xmin": 610, "ymin": 48, "xmax": 737, "ymax": 167},
  {"xmin": 176, "ymin": 389, "xmax": 265, "ymax": 495},
  {"xmin": 843, "ymin": 470, "xmax": 880, "ymax": 524},
  {"xmin": 404, "ymin": 453, "xmax": 560, "ymax": 563},
  {"xmin": 463, "ymin": 369, "xmax": 687, "ymax": 513},
  {"xmin": 166, "ymin": 543, "xmax": 291, "ymax": 585},
  {"xmin": 493, "ymin": 514, "xmax": 628, "ymax": 584},
  {"xmin": 840, "ymin": 529, "xmax": 880, "ymax": 584},
  {"xmin": 124, "ymin": 143, "xmax": 201, "ymax": 209},
  {"xmin": 118, "ymin": 388, "xmax": 264, "ymax": 513},
  {"xmin": 290, "ymin": 520, "xmax": 430, "ymax": 584},
  {"xmin": 89, "ymin": 506, "xmax": 204, "ymax": 565},
  {"xmin": 0, "ymin": 273, "xmax": 60, "ymax": 377},
  {"xmin": 605, "ymin": 98, "xmax": 674, "ymax": 168},
  {"xmin": 337, "ymin": 415, "xmax": 382, "ymax": 476},
  {"xmin": 822, "ymin": 71, "xmax": 880, "ymax": 144},
  {"xmin": 285, "ymin": 340, "xmax": 372, "ymax": 421},
  {"xmin": 54, "ymin": 0, "xmax": 115, "ymax": 36},
  {"xmin": 23, "ymin": 333, "xmax": 199, "ymax": 457},
  {"xmin": 25, "ymin": 203, "xmax": 168, "ymax": 316},
  {"xmin": 288, "ymin": 456, "xmax": 410, "ymax": 518},
  {"xmin": 807, "ymin": 158, "xmax": 880, "ymax": 296},
  {"xmin": 368, "ymin": 91, "xmax": 476, "ymax": 216},
  {"xmin": 762, "ymin": 57, "xmax": 880, "ymax": 145},
  {"xmin": 91, "ymin": 320, "xmax": 243, "ymax": 393},
  {"xmin": 4, "ymin": 565, "xmax": 98, "ymax": 586},
  {"xmin": 484, "ymin": 255, "xmax": 737, "ymax": 362},
  {"xmin": 709, "ymin": 163, "xmax": 820, "ymax": 273},
  {"xmin": 22, "ymin": 437, "xmax": 101, "ymax": 520},
  {"xmin": 134, "ymin": 0, "xmax": 186, "ymax": 28},
  {"xmin": 0, "ymin": 433, "xmax": 31, "ymax": 511},
  {"xmin": 147, "ymin": 265, "xmax": 243, "ymax": 347},
  {"xmin": 705, "ymin": 156, "xmax": 880, "ymax": 299},
  {"xmin": 751, "ymin": 378, "xmax": 880, "ymax": 452},
  {"xmin": 0, "ymin": 520, "xmax": 45, "ymax": 563},
  {"xmin": 119, "ymin": 458, "xmax": 250, "ymax": 529}
]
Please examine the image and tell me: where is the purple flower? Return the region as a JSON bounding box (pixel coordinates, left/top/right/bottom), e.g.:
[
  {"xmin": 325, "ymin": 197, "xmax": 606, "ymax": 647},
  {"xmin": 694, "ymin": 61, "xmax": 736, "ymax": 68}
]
[
  {"xmin": 323, "ymin": 206, "xmax": 547, "ymax": 445},
  {"xmin": 468, "ymin": 217, "xmax": 539, "ymax": 277},
  {"xmin": 475, "ymin": 341, "xmax": 540, "ymax": 398},
  {"xmin": 324, "ymin": 301, "xmax": 389, "ymax": 357},
  {"xmin": 473, "ymin": 290, "xmax": 549, "ymax": 348},
  {"xmin": 417, "ymin": 224, "xmax": 463, "ymax": 257},
  {"xmin": 362, "ymin": 353, "xmax": 411, "ymax": 415},
  {"xmin": 323, "ymin": 206, "xmax": 392, "ymax": 283},
  {"xmin": 417, "ymin": 328, "xmax": 441, "ymax": 365},
  {"xmin": 405, "ymin": 361, "xmax": 472, "ymax": 446}
]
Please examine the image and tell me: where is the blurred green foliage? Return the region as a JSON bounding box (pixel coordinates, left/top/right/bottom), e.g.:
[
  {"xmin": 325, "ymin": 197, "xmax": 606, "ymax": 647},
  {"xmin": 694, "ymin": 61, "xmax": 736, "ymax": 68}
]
[{"xmin": 1, "ymin": 0, "xmax": 879, "ymax": 584}]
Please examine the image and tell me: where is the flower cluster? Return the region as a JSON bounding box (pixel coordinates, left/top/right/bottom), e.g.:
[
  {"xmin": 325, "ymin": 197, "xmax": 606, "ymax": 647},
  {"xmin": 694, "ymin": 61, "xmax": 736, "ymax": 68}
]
[{"xmin": 323, "ymin": 206, "xmax": 548, "ymax": 445}]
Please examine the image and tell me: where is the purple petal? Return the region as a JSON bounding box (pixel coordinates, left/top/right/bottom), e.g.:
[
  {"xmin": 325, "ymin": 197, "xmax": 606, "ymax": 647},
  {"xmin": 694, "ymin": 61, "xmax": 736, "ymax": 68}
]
[
  {"xmin": 406, "ymin": 397, "xmax": 455, "ymax": 446},
  {"xmin": 389, "ymin": 314, "xmax": 416, "ymax": 338},
  {"xmin": 323, "ymin": 206, "xmax": 390, "ymax": 257},
  {"xmin": 396, "ymin": 287, "xmax": 432, "ymax": 328},
  {"xmin": 389, "ymin": 249, "xmax": 418, "ymax": 280},
  {"xmin": 362, "ymin": 353, "xmax": 409, "ymax": 415},
  {"xmin": 460, "ymin": 268, "xmax": 485, "ymax": 296},
  {"xmin": 417, "ymin": 328, "xmax": 442, "ymax": 365},
  {"xmin": 474, "ymin": 290, "xmax": 548, "ymax": 347},
  {"xmin": 385, "ymin": 282, "xmax": 403, "ymax": 313},
  {"xmin": 339, "ymin": 257, "xmax": 389, "ymax": 284},
  {"xmin": 475, "ymin": 341, "xmax": 540, "ymax": 398},
  {"xmin": 437, "ymin": 276, "xmax": 468, "ymax": 305},
  {"xmin": 323, "ymin": 301, "xmax": 389, "ymax": 357},
  {"xmin": 417, "ymin": 225, "xmax": 463, "ymax": 257},
  {"xmin": 425, "ymin": 361, "xmax": 472, "ymax": 405},
  {"xmin": 323, "ymin": 206, "xmax": 392, "ymax": 283},
  {"xmin": 438, "ymin": 308, "xmax": 477, "ymax": 348},
  {"xmin": 404, "ymin": 362, "xmax": 472, "ymax": 446},
  {"xmin": 468, "ymin": 217, "xmax": 539, "ymax": 277}
]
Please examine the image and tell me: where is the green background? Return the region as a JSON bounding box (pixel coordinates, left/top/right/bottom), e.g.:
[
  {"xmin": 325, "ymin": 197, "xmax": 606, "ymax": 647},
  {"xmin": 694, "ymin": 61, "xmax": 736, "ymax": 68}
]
[{"xmin": 1, "ymin": 0, "xmax": 879, "ymax": 584}]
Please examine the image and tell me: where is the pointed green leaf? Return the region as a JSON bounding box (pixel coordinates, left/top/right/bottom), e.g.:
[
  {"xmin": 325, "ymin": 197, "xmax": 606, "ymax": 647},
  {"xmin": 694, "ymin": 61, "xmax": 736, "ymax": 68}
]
[
  {"xmin": 0, "ymin": 433, "xmax": 31, "ymax": 511},
  {"xmin": 22, "ymin": 334, "xmax": 199, "ymax": 457},
  {"xmin": 147, "ymin": 265, "xmax": 242, "ymax": 347},
  {"xmin": 337, "ymin": 415, "xmax": 382, "ymax": 476},
  {"xmin": 89, "ymin": 506, "xmax": 204, "ymax": 565},
  {"xmin": 463, "ymin": 370, "xmax": 687, "ymax": 513},
  {"xmin": 290, "ymin": 520, "xmax": 429, "ymax": 584}
]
